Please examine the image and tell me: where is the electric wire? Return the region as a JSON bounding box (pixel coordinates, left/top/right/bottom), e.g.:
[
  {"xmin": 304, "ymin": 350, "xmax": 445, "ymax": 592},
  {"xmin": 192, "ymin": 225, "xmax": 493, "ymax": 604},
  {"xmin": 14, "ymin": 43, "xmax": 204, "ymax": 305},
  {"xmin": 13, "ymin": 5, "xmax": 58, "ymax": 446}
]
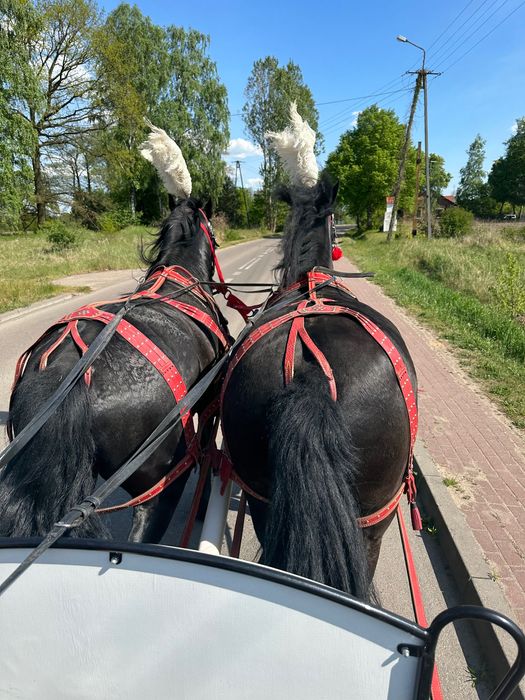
[
  {"xmin": 436, "ymin": 0, "xmax": 525, "ymax": 73},
  {"xmin": 431, "ymin": 0, "xmax": 512, "ymax": 71}
]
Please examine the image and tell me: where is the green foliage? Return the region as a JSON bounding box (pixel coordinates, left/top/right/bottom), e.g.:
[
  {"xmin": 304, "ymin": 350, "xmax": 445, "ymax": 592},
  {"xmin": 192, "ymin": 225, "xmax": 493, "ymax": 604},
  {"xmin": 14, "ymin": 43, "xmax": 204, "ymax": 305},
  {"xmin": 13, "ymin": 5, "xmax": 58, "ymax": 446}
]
[
  {"xmin": 243, "ymin": 56, "xmax": 319, "ymax": 229},
  {"xmin": 98, "ymin": 208, "xmax": 142, "ymax": 233},
  {"xmin": 216, "ymin": 176, "xmax": 251, "ymax": 227},
  {"xmin": 457, "ymin": 134, "xmax": 487, "ymax": 214},
  {"xmin": 488, "ymin": 118, "xmax": 525, "ymax": 210},
  {"xmin": 495, "ymin": 252, "xmax": 525, "ymax": 318},
  {"xmin": 326, "ymin": 106, "xmax": 405, "ymax": 229},
  {"xmin": 438, "ymin": 207, "xmax": 474, "ymax": 238},
  {"xmin": 45, "ymin": 222, "xmax": 78, "ymax": 251},
  {"xmin": 343, "ymin": 227, "xmax": 525, "ymax": 427},
  {"xmin": 71, "ymin": 190, "xmax": 112, "ymax": 230},
  {"xmin": 1, "ymin": 0, "xmax": 101, "ymax": 225},
  {"xmin": 94, "ymin": 7, "xmax": 229, "ymax": 214}
]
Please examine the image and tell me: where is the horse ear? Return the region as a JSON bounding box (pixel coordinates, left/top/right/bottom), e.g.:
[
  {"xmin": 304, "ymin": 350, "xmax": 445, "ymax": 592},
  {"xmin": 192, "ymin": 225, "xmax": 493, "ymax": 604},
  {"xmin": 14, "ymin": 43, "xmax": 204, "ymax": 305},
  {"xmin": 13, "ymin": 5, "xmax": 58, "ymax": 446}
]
[
  {"xmin": 275, "ymin": 184, "xmax": 292, "ymax": 205},
  {"xmin": 203, "ymin": 199, "xmax": 213, "ymax": 220},
  {"xmin": 316, "ymin": 177, "xmax": 339, "ymax": 211},
  {"xmin": 329, "ymin": 180, "xmax": 340, "ymax": 205}
]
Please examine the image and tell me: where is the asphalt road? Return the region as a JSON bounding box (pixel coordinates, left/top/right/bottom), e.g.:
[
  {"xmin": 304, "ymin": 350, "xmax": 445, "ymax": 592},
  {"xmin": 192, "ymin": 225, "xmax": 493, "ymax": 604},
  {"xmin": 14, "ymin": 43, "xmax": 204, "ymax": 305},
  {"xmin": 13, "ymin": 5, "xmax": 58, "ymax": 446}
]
[{"xmin": 0, "ymin": 237, "xmax": 493, "ymax": 698}]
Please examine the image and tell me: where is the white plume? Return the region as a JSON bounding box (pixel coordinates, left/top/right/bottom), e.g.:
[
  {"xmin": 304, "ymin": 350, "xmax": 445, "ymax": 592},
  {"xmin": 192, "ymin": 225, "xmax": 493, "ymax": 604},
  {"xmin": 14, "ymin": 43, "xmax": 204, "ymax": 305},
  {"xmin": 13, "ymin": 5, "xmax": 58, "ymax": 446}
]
[
  {"xmin": 265, "ymin": 102, "xmax": 319, "ymax": 187},
  {"xmin": 139, "ymin": 121, "xmax": 192, "ymax": 198}
]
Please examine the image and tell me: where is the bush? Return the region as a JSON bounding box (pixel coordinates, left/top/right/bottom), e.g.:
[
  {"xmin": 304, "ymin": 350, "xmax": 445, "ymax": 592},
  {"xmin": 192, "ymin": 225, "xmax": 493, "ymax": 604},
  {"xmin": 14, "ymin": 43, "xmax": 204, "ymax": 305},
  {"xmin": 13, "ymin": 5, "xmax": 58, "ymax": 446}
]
[
  {"xmin": 99, "ymin": 208, "xmax": 142, "ymax": 233},
  {"xmin": 210, "ymin": 213, "xmax": 228, "ymax": 244},
  {"xmin": 45, "ymin": 221, "xmax": 78, "ymax": 251},
  {"xmin": 438, "ymin": 207, "xmax": 474, "ymax": 238},
  {"xmin": 495, "ymin": 252, "xmax": 525, "ymax": 318}
]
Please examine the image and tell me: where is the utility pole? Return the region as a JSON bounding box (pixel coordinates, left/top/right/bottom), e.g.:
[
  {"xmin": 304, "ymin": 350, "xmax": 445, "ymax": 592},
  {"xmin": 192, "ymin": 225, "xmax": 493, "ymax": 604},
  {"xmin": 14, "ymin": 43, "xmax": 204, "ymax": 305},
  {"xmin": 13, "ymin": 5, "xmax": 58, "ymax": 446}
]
[
  {"xmin": 412, "ymin": 141, "xmax": 422, "ymax": 237},
  {"xmin": 387, "ymin": 73, "xmax": 422, "ymax": 241},
  {"xmin": 234, "ymin": 160, "xmax": 250, "ymax": 227},
  {"xmin": 397, "ymin": 36, "xmax": 440, "ymax": 239}
]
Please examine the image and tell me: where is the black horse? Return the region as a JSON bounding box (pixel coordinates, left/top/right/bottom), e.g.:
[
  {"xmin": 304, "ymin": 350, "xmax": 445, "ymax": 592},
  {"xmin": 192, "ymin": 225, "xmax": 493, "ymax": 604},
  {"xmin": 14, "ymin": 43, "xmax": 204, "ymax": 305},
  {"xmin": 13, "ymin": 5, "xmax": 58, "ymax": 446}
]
[
  {"xmin": 221, "ymin": 176, "xmax": 417, "ymax": 601},
  {"xmin": 0, "ymin": 198, "xmax": 227, "ymax": 542}
]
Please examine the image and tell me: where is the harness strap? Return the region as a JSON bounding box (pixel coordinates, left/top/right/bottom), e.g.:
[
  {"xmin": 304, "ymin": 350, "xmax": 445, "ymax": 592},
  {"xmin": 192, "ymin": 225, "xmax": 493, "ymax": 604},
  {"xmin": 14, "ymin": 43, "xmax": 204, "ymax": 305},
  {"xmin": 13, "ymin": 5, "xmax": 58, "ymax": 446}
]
[
  {"xmin": 284, "ymin": 300, "xmax": 337, "ymax": 401},
  {"xmin": 220, "ymin": 271, "xmax": 421, "ymax": 530},
  {"xmin": 357, "ymin": 483, "xmax": 405, "ymax": 528}
]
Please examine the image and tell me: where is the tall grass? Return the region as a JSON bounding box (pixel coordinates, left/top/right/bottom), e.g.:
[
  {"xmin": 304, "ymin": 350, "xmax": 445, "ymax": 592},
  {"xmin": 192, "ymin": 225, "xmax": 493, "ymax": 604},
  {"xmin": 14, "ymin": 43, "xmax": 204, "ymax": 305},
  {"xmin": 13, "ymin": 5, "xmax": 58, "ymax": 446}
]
[
  {"xmin": 0, "ymin": 224, "xmax": 270, "ymax": 314},
  {"xmin": 0, "ymin": 226, "xmax": 148, "ymax": 313},
  {"xmin": 343, "ymin": 222, "xmax": 525, "ymax": 428}
]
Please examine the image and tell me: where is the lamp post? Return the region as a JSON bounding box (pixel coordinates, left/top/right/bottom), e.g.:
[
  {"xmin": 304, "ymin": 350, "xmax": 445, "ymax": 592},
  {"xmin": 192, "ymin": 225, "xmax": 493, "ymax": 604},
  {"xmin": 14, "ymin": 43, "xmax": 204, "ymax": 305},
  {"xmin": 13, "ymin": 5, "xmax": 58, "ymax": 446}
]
[{"xmin": 397, "ymin": 35, "xmax": 433, "ymax": 238}]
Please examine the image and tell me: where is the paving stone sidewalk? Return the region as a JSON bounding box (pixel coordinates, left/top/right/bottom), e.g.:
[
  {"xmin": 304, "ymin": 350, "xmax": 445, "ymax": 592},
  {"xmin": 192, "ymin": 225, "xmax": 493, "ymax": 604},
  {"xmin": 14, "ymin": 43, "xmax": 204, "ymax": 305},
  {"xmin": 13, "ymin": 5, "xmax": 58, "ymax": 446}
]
[{"xmin": 339, "ymin": 255, "xmax": 525, "ymax": 629}]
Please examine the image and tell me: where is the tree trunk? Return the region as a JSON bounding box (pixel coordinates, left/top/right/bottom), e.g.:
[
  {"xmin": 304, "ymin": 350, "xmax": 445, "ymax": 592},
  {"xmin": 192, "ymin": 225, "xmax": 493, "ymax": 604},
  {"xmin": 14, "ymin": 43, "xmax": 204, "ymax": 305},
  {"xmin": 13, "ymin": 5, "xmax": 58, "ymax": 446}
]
[
  {"xmin": 366, "ymin": 206, "xmax": 373, "ymax": 230},
  {"xmin": 85, "ymin": 155, "xmax": 92, "ymax": 193},
  {"xmin": 130, "ymin": 187, "xmax": 136, "ymax": 217},
  {"xmin": 32, "ymin": 144, "xmax": 45, "ymax": 226}
]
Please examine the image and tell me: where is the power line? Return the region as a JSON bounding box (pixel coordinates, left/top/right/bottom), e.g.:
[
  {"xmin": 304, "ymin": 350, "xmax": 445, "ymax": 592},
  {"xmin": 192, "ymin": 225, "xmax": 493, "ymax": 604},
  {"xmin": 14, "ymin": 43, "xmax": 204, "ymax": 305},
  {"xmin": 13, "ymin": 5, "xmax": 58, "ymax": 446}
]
[
  {"xmin": 426, "ymin": 0, "xmax": 478, "ymax": 52},
  {"xmin": 427, "ymin": 0, "xmax": 493, "ymax": 63},
  {"xmin": 321, "ymin": 88, "xmax": 414, "ymax": 137},
  {"xmin": 317, "ymin": 86, "xmax": 409, "ymax": 108},
  {"xmin": 438, "ymin": 0, "xmax": 525, "ymax": 73},
  {"xmin": 432, "ymin": 0, "xmax": 512, "ymax": 70},
  {"xmin": 319, "ymin": 87, "xmax": 410, "ymax": 130}
]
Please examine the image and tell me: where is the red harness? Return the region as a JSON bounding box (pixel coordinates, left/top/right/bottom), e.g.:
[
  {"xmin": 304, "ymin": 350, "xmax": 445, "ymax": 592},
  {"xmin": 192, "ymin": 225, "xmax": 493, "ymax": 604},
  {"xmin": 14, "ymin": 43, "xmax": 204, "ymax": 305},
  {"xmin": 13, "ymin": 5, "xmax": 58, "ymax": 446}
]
[
  {"xmin": 10, "ymin": 264, "xmax": 230, "ymax": 513},
  {"xmin": 220, "ymin": 271, "xmax": 422, "ymax": 530}
]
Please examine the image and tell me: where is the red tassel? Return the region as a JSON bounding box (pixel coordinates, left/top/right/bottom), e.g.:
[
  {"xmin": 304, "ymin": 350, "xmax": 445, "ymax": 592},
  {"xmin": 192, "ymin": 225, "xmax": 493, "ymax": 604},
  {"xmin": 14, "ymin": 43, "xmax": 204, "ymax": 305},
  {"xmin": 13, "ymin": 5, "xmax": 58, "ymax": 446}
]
[
  {"xmin": 411, "ymin": 503, "xmax": 423, "ymax": 531},
  {"xmin": 331, "ymin": 245, "xmax": 343, "ymax": 261}
]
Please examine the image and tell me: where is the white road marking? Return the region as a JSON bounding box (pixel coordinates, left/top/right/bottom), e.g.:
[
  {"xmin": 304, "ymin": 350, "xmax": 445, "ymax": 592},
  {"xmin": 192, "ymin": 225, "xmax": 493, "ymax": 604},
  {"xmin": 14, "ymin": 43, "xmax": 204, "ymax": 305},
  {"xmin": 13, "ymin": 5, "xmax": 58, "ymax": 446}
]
[
  {"xmin": 224, "ymin": 277, "xmax": 233, "ymax": 283},
  {"xmin": 243, "ymin": 257, "xmax": 263, "ymax": 270},
  {"xmin": 238, "ymin": 258, "xmax": 256, "ymax": 270}
]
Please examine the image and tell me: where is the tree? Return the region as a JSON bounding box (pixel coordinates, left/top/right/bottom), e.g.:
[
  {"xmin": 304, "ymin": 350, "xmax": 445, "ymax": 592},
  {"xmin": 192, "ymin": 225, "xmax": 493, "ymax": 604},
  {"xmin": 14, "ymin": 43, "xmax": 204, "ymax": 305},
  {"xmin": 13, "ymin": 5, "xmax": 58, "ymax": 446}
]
[
  {"xmin": 326, "ymin": 106, "xmax": 406, "ymax": 230},
  {"xmin": 504, "ymin": 117, "xmax": 525, "ymax": 213},
  {"xmin": 0, "ymin": 1, "xmax": 40, "ymax": 228},
  {"xmin": 94, "ymin": 6, "xmax": 229, "ymax": 219},
  {"xmin": 456, "ymin": 135, "xmax": 487, "ymax": 216},
  {"xmin": 1, "ymin": 0, "xmax": 102, "ymax": 225},
  {"xmin": 488, "ymin": 158, "xmax": 511, "ymax": 214},
  {"xmin": 488, "ymin": 118, "xmax": 525, "ymax": 217},
  {"xmin": 243, "ymin": 57, "xmax": 319, "ymax": 230},
  {"xmin": 93, "ymin": 4, "xmax": 170, "ymax": 218},
  {"xmin": 156, "ymin": 26, "xmax": 229, "ymax": 204},
  {"xmin": 216, "ymin": 175, "xmax": 252, "ymax": 227}
]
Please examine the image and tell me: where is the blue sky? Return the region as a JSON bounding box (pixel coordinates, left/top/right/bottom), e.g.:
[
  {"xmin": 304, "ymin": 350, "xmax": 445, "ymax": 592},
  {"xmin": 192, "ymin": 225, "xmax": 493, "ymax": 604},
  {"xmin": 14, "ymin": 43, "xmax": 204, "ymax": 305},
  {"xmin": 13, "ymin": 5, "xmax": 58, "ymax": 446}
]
[{"xmin": 99, "ymin": 0, "xmax": 525, "ymax": 192}]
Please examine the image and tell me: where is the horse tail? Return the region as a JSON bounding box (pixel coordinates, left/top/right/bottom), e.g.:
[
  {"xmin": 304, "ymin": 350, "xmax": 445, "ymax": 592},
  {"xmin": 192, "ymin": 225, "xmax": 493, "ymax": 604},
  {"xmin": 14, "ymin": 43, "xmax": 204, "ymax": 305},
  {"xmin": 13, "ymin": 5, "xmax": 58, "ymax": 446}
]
[
  {"xmin": 0, "ymin": 366, "xmax": 108, "ymax": 539},
  {"xmin": 263, "ymin": 368, "xmax": 372, "ymax": 600}
]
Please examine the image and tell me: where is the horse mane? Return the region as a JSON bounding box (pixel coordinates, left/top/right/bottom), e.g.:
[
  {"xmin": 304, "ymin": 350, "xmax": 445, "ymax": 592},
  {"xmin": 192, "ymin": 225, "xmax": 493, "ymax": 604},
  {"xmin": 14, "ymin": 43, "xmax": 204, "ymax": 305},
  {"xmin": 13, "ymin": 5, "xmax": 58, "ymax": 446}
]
[
  {"xmin": 141, "ymin": 198, "xmax": 202, "ymax": 271},
  {"xmin": 276, "ymin": 173, "xmax": 338, "ymax": 288}
]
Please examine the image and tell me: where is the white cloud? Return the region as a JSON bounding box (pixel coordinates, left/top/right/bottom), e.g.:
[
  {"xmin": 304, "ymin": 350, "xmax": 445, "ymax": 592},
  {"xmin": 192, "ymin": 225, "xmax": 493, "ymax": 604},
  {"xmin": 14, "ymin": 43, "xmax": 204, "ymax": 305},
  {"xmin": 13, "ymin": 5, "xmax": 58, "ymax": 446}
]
[
  {"xmin": 351, "ymin": 110, "xmax": 361, "ymax": 128},
  {"xmin": 247, "ymin": 177, "xmax": 263, "ymax": 190},
  {"xmin": 223, "ymin": 138, "xmax": 262, "ymax": 160}
]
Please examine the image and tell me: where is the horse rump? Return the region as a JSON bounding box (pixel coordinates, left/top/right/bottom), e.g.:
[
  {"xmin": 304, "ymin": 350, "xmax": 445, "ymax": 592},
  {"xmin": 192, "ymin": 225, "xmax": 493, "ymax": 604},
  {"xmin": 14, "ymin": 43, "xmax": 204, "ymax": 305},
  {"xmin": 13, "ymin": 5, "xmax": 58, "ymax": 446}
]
[
  {"xmin": 0, "ymin": 366, "xmax": 108, "ymax": 539},
  {"xmin": 263, "ymin": 367, "xmax": 373, "ymax": 600}
]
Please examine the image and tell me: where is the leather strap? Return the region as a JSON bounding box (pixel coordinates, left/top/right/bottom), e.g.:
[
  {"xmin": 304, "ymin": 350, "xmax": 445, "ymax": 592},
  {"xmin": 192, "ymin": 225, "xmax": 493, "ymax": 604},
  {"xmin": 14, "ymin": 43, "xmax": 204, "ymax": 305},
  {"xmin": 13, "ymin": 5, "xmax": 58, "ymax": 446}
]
[{"xmin": 220, "ymin": 271, "xmax": 420, "ymax": 529}]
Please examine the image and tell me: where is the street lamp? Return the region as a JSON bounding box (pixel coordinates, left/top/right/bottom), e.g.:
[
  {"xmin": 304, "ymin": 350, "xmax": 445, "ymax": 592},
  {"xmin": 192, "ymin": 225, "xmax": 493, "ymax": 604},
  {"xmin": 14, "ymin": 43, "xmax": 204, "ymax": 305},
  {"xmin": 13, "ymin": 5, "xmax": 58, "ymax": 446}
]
[
  {"xmin": 396, "ymin": 35, "xmax": 426, "ymax": 69},
  {"xmin": 397, "ymin": 34, "xmax": 433, "ymax": 238}
]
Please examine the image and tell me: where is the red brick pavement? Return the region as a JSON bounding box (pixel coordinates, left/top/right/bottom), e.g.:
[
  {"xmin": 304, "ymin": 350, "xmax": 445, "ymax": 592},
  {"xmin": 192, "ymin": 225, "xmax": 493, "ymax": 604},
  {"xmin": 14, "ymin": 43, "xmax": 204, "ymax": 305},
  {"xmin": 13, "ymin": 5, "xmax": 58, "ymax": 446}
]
[{"xmin": 339, "ymin": 256, "xmax": 525, "ymax": 628}]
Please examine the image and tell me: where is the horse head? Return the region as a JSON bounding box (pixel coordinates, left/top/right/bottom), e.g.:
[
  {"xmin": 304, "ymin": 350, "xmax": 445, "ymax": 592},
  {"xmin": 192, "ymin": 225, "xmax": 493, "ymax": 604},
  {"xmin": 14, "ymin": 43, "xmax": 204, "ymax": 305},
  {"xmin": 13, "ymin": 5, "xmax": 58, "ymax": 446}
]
[
  {"xmin": 139, "ymin": 123, "xmax": 217, "ymax": 281},
  {"xmin": 266, "ymin": 104, "xmax": 339, "ymax": 287}
]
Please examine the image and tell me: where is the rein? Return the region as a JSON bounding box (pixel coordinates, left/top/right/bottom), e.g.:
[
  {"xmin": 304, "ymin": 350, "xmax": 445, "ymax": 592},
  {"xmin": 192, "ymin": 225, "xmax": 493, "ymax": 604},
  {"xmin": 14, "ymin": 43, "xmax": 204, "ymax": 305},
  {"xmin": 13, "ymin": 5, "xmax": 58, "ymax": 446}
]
[{"xmin": 0, "ymin": 275, "xmax": 338, "ymax": 597}]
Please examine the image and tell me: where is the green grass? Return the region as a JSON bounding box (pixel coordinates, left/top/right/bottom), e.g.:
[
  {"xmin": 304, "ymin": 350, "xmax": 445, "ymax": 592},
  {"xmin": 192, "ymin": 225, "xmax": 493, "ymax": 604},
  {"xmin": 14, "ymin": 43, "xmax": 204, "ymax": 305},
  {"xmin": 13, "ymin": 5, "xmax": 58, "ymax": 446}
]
[
  {"xmin": 342, "ymin": 223, "xmax": 525, "ymax": 428},
  {"xmin": 0, "ymin": 225, "xmax": 269, "ymax": 314}
]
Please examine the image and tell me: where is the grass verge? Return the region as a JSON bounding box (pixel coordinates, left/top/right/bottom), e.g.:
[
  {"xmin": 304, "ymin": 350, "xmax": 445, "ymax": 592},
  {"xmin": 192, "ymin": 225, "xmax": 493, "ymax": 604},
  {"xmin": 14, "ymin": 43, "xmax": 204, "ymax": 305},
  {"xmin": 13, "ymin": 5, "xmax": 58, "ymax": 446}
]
[
  {"xmin": 0, "ymin": 225, "xmax": 269, "ymax": 314},
  {"xmin": 342, "ymin": 224, "xmax": 525, "ymax": 428}
]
